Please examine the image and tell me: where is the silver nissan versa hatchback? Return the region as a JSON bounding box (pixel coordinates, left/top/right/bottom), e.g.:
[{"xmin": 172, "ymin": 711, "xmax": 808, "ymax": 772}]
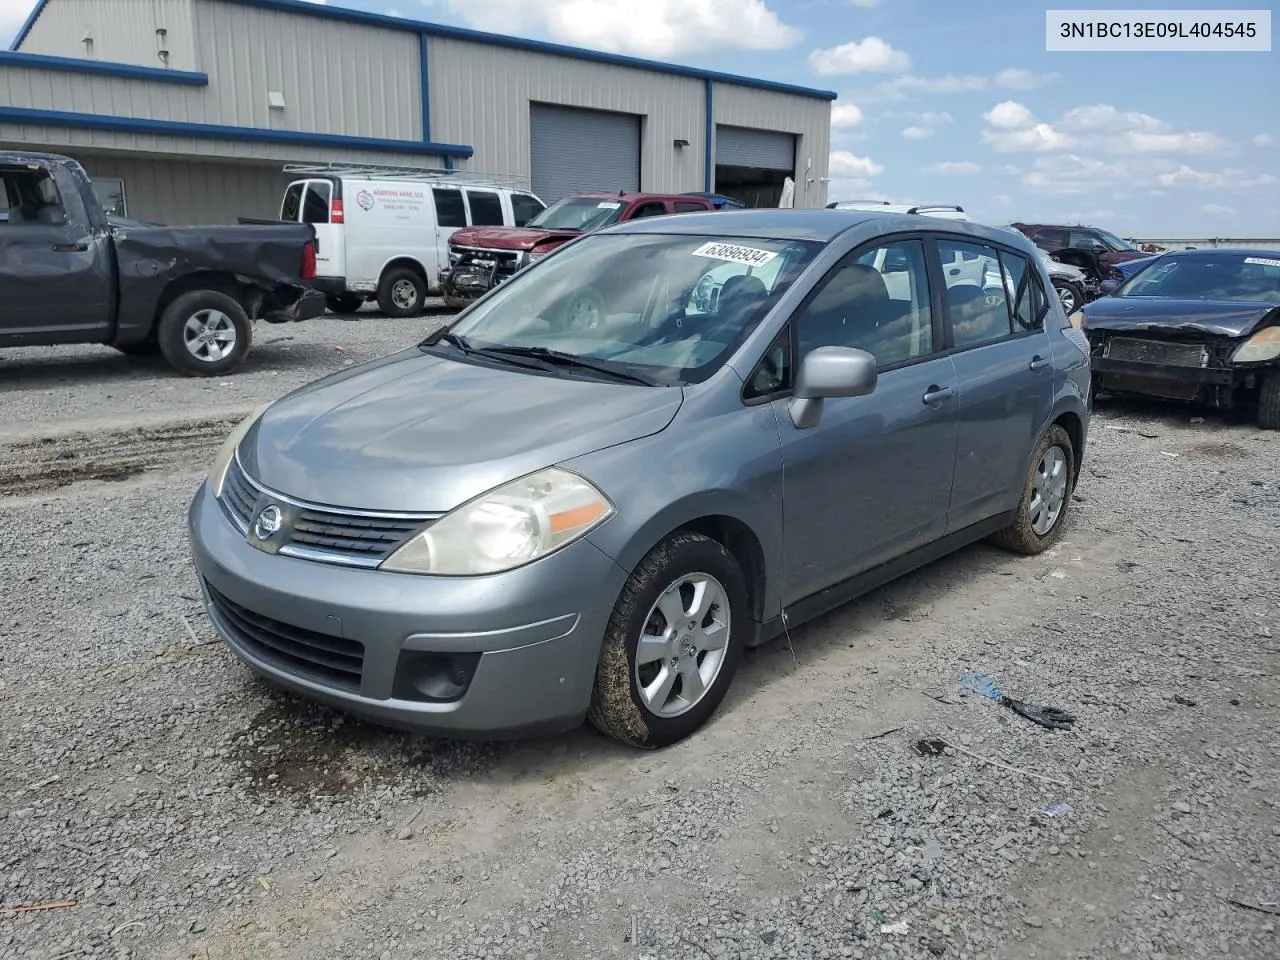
[{"xmin": 189, "ymin": 210, "xmax": 1091, "ymax": 749}]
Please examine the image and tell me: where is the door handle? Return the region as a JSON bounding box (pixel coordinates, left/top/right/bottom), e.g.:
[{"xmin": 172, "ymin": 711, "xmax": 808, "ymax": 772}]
[
  {"xmin": 1030, "ymin": 354, "xmax": 1050, "ymax": 371},
  {"xmin": 922, "ymin": 384, "xmax": 955, "ymax": 406},
  {"xmin": 52, "ymin": 242, "xmax": 89, "ymax": 252}
]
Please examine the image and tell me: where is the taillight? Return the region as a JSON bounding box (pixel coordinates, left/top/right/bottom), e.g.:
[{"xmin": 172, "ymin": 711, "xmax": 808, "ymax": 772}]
[
  {"xmin": 301, "ymin": 240, "xmax": 317, "ymax": 279},
  {"xmin": 331, "ymin": 198, "xmax": 344, "ymax": 224}
]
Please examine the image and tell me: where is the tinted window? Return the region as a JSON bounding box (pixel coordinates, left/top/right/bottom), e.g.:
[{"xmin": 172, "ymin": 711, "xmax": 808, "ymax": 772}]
[
  {"xmin": 629, "ymin": 202, "xmax": 669, "ymax": 219},
  {"xmin": 466, "ymin": 190, "xmax": 504, "ymax": 226},
  {"xmin": 1068, "ymin": 230, "xmax": 1100, "ymax": 250},
  {"xmin": 937, "ymin": 239, "xmax": 1013, "ymax": 349},
  {"xmin": 281, "ymin": 182, "xmax": 304, "ymax": 221},
  {"xmin": 0, "ymin": 166, "xmax": 66, "ymax": 226},
  {"xmin": 794, "ymin": 239, "xmax": 934, "ymax": 368},
  {"xmin": 674, "ymin": 201, "xmax": 707, "ymax": 213},
  {"xmin": 511, "ymin": 193, "xmax": 544, "ymax": 227},
  {"xmin": 302, "ymin": 181, "xmax": 330, "ymax": 224},
  {"xmin": 432, "ymin": 187, "xmax": 467, "ymax": 227},
  {"xmin": 92, "ymin": 178, "xmax": 126, "ymax": 217},
  {"xmin": 1034, "ymin": 228, "xmax": 1067, "ymax": 248}
]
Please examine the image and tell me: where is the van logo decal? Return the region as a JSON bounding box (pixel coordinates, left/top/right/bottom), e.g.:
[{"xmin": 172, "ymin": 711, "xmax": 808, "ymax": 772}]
[{"xmin": 356, "ymin": 190, "xmax": 375, "ymax": 211}]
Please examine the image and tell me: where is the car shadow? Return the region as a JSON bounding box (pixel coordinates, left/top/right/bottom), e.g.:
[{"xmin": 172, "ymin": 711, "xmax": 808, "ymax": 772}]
[{"xmin": 1092, "ymin": 391, "xmax": 1257, "ymax": 430}]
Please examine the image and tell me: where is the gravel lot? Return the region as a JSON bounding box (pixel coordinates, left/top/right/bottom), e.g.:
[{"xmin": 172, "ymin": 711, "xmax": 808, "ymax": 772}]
[{"xmin": 1, "ymin": 312, "xmax": 1277, "ymax": 960}]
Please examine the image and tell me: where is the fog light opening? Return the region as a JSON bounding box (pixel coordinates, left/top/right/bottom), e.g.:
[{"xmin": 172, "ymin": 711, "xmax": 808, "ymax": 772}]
[{"xmin": 393, "ymin": 651, "xmax": 482, "ymax": 703}]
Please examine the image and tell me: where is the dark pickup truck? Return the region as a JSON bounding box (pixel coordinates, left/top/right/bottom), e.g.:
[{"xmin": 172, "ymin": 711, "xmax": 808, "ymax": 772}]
[{"xmin": 0, "ymin": 152, "xmax": 325, "ymax": 376}]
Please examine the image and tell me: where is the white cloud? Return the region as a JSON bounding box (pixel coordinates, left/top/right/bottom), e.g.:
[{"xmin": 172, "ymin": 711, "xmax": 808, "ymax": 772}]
[
  {"xmin": 439, "ymin": 0, "xmax": 802, "ymax": 57},
  {"xmin": 901, "ymin": 126, "xmax": 934, "ymax": 139},
  {"xmin": 808, "ymin": 37, "xmax": 910, "ymax": 75},
  {"xmin": 1156, "ymin": 165, "xmax": 1278, "ymax": 189},
  {"xmin": 982, "ymin": 100, "xmax": 1227, "ymax": 156},
  {"xmin": 994, "ymin": 68, "xmax": 1060, "ymax": 90},
  {"xmin": 845, "ymin": 73, "xmax": 986, "ymax": 102},
  {"xmin": 990, "ymin": 194, "xmax": 1012, "ymax": 204},
  {"xmin": 917, "ymin": 111, "xmax": 954, "ymax": 126},
  {"xmin": 1253, "ymin": 133, "xmax": 1273, "ymax": 146},
  {"xmin": 1003, "ymin": 164, "xmax": 1021, "ymax": 175},
  {"xmin": 983, "ymin": 100, "xmax": 1036, "ymax": 130},
  {"xmin": 829, "ymin": 150, "xmax": 884, "ymax": 178},
  {"xmin": 830, "ymin": 103, "xmax": 865, "ymax": 128},
  {"xmin": 923, "ymin": 160, "xmax": 982, "ymax": 175},
  {"xmin": 1200, "ymin": 203, "xmax": 1236, "ymax": 215}
]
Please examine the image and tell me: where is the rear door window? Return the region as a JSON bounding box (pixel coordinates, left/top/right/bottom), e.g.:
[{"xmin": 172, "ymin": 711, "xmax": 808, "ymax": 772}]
[
  {"xmin": 510, "ymin": 192, "xmax": 544, "ymax": 226},
  {"xmin": 432, "ymin": 187, "xmax": 467, "ymax": 227},
  {"xmin": 465, "ymin": 190, "xmax": 504, "ymax": 226},
  {"xmin": 629, "ymin": 201, "xmax": 669, "ymax": 219},
  {"xmin": 674, "ymin": 201, "xmax": 706, "ymax": 213},
  {"xmin": 281, "ymin": 182, "xmax": 305, "ymax": 221},
  {"xmin": 302, "ymin": 181, "xmax": 331, "ymax": 224}
]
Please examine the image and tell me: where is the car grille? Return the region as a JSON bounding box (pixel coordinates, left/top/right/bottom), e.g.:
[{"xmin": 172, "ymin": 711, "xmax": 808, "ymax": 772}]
[
  {"xmin": 217, "ymin": 455, "xmax": 437, "ymax": 568},
  {"xmin": 1103, "ymin": 337, "xmax": 1207, "ymax": 368},
  {"xmin": 206, "ymin": 583, "xmax": 364, "ymax": 691},
  {"xmin": 448, "ymin": 245, "xmax": 524, "ymax": 277}
]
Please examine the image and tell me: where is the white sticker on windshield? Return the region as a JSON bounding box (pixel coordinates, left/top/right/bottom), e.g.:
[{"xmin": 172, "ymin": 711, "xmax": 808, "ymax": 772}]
[
  {"xmin": 1244, "ymin": 256, "xmax": 1280, "ymax": 268},
  {"xmin": 596, "ymin": 201, "xmax": 622, "ymax": 209},
  {"xmin": 691, "ymin": 241, "xmax": 778, "ymax": 267}
]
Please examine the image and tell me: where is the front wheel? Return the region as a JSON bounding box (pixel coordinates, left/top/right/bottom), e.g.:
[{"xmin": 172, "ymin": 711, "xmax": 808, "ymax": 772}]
[
  {"xmin": 991, "ymin": 424, "xmax": 1075, "ymax": 554},
  {"xmin": 377, "ymin": 267, "xmax": 426, "ymax": 318},
  {"xmin": 1052, "ymin": 279, "xmax": 1084, "ymax": 314},
  {"xmin": 156, "ymin": 290, "xmax": 251, "ymax": 377},
  {"xmin": 1258, "ymin": 370, "xmax": 1280, "ymax": 430},
  {"xmin": 588, "ymin": 532, "xmax": 748, "ymax": 749}
]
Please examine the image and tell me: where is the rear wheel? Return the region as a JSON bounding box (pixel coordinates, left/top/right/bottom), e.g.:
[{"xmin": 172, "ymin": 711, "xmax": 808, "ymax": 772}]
[
  {"xmin": 156, "ymin": 290, "xmax": 251, "ymax": 377},
  {"xmin": 325, "ymin": 293, "xmax": 364, "ymax": 314},
  {"xmin": 1052, "ymin": 279, "xmax": 1084, "ymax": 314},
  {"xmin": 992, "ymin": 424, "xmax": 1075, "ymax": 554},
  {"xmin": 588, "ymin": 532, "xmax": 747, "ymax": 749},
  {"xmin": 377, "ymin": 267, "xmax": 426, "ymax": 318},
  {"xmin": 1258, "ymin": 370, "xmax": 1280, "ymax": 430}
]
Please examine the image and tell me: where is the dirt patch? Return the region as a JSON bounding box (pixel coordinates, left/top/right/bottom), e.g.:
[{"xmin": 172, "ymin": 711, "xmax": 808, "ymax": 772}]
[
  {"xmin": 1187, "ymin": 440, "xmax": 1252, "ymax": 460},
  {"xmin": 0, "ymin": 415, "xmax": 241, "ymax": 497}
]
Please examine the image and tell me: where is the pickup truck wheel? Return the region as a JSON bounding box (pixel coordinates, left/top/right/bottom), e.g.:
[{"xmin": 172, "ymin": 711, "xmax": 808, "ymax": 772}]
[
  {"xmin": 377, "ymin": 268, "xmax": 426, "ymax": 318},
  {"xmin": 325, "ymin": 293, "xmax": 364, "ymax": 315},
  {"xmin": 157, "ymin": 290, "xmax": 251, "ymax": 377},
  {"xmin": 588, "ymin": 532, "xmax": 747, "ymax": 749}
]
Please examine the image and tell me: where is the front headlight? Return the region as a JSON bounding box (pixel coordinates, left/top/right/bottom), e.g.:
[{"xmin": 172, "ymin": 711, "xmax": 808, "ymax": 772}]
[
  {"xmin": 1231, "ymin": 326, "xmax": 1280, "ymax": 364},
  {"xmin": 380, "ymin": 467, "xmax": 614, "ymax": 576},
  {"xmin": 209, "ymin": 404, "xmax": 269, "ymax": 499},
  {"xmin": 1068, "ymin": 309, "xmax": 1084, "ymax": 329}
]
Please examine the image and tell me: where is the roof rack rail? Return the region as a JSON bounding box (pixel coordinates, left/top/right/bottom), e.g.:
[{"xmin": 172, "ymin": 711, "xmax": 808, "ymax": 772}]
[
  {"xmin": 281, "ymin": 161, "xmax": 531, "ymax": 191},
  {"xmin": 906, "ymin": 204, "xmax": 965, "ymax": 214},
  {"xmin": 826, "ymin": 199, "xmax": 891, "ymax": 208}
]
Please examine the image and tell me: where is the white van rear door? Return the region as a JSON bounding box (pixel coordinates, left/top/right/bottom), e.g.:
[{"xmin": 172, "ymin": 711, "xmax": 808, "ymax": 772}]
[{"xmin": 299, "ymin": 179, "xmax": 345, "ymax": 280}]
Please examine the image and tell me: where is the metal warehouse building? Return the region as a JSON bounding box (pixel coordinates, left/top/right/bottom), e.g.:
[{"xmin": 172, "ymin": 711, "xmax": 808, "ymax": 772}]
[{"xmin": 0, "ymin": 0, "xmax": 836, "ymax": 225}]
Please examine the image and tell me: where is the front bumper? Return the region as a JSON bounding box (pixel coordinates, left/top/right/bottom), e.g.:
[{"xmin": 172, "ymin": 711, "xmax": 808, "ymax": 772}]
[
  {"xmin": 263, "ymin": 287, "xmax": 326, "ymax": 324},
  {"xmin": 1087, "ymin": 332, "xmax": 1264, "ymax": 404},
  {"xmin": 187, "ymin": 480, "xmax": 630, "ymax": 739}
]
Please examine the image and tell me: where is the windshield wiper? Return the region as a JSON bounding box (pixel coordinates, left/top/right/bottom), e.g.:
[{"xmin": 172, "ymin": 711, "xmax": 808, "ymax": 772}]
[
  {"xmin": 476, "ymin": 345, "xmax": 660, "ymax": 386},
  {"xmin": 425, "ymin": 331, "xmax": 556, "ymax": 372}
]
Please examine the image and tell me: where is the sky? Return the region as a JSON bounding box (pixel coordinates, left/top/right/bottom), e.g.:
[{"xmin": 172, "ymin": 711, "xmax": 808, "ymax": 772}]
[{"xmin": 2, "ymin": 0, "xmax": 1276, "ymax": 236}]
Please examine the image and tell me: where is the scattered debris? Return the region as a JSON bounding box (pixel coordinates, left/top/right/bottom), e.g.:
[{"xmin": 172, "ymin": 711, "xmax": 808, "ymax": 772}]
[
  {"xmin": 961, "ymin": 670, "xmax": 1004, "ymax": 699},
  {"xmin": 1116, "ymin": 560, "xmax": 1139, "ymax": 572},
  {"xmin": 0, "ymin": 899, "xmax": 76, "ymax": 917},
  {"xmin": 879, "ymin": 920, "xmax": 910, "ymax": 935},
  {"xmin": 863, "ymin": 727, "xmax": 903, "ymax": 741},
  {"xmin": 1191, "ymin": 417, "xmax": 1205, "ymax": 424},
  {"xmin": 1137, "ymin": 430, "xmax": 1160, "ymax": 439},
  {"xmin": 109, "ymin": 920, "xmax": 143, "ymax": 937},
  {"xmin": 922, "ymin": 687, "xmax": 960, "ymax": 706},
  {"xmin": 1225, "ymin": 897, "xmax": 1280, "ymax": 917},
  {"xmin": 999, "ymin": 696, "xmax": 1077, "ymax": 731},
  {"xmin": 1173, "ymin": 695, "xmax": 1198, "ymax": 707},
  {"xmin": 1161, "ymin": 451, "xmax": 1179, "ymax": 458},
  {"xmin": 933, "ymin": 739, "xmax": 1070, "ymax": 787},
  {"xmin": 913, "ymin": 739, "xmax": 948, "ymax": 757},
  {"xmin": 1043, "ymin": 803, "xmax": 1070, "ymax": 818}
]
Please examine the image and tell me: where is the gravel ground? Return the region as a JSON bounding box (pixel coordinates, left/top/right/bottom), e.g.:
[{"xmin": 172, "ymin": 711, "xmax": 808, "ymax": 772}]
[{"xmin": 1, "ymin": 323, "xmax": 1277, "ymax": 960}]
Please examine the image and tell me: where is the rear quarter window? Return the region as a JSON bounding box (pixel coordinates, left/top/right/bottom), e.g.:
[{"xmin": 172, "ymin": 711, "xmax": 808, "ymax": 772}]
[{"xmin": 432, "ymin": 188, "xmax": 467, "ymax": 227}]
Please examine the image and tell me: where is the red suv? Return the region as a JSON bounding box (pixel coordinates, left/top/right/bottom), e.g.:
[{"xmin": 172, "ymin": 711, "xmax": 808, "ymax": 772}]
[
  {"xmin": 1011, "ymin": 222, "xmax": 1151, "ymax": 285},
  {"xmin": 441, "ymin": 192, "xmax": 716, "ymax": 307}
]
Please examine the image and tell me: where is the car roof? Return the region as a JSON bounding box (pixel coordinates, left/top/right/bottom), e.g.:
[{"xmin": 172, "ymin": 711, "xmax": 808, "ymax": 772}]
[
  {"xmin": 605, "ymin": 209, "xmax": 1044, "ymax": 250},
  {"xmin": 569, "ymin": 192, "xmax": 709, "ymax": 202},
  {"xmin": 1144, "ymin": 247, "xmax": 1280, "ymax": 259}
]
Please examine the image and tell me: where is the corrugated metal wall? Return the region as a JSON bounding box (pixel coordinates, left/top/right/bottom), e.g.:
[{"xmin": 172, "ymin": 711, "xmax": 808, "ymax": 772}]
[
  {"xmin": 713, "ymin": 85, "xmax": 830, "ymax": 208},
  {"xmin": 74, "ymin": 152, "xmax": 290, "ymax": 223},
  {"xmin": 428, "ymin": 36, "xmax": 705, "ymax": 194},
  {"xmin": 18, "ymin": 0, "xmax": 200, "ymax": 72}
]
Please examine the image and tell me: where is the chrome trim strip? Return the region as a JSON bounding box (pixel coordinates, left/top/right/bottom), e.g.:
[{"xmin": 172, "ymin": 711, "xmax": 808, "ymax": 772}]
[{"xmin": 278, "ymin": 543, "xmax": 385, "ymax": 569}]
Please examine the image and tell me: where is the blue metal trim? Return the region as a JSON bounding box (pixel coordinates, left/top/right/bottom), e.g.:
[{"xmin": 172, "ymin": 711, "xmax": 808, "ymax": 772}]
[
  {"xmin": 0, "ymin": 107, "xmax": 475, "ymax": 157},
  {"xmin": 221, "ymin": 0, "xmax": 839, "ymax": 101},
  {"xmin": 443, "ymin": 156, "xmax": 453, "ymax": 171},
  {"xmin": 8, "ymin": 0, "xmax": 50, "ymax": 51},
  {"xmin": 418, "ymin": 32, "xmax": 431, "ymax": 141},
  {"xmin": 0, "ymin": 50, "xmax": 209, "ymax": 84},
  {"xmin": 703, "ymin": 79, "xmax": 713, "ymax": 192}
]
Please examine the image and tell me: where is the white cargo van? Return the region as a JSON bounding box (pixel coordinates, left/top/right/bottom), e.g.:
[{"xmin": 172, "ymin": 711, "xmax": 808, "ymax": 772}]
[{"xmin": 278, "ymin": 164, "xmax": 546, "ymax": 317}]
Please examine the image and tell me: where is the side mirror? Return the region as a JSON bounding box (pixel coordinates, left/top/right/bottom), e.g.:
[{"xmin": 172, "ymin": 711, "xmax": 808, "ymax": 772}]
[{"xmin": 788, "ymin": 346, "xmax": 877, "ymax": 429}]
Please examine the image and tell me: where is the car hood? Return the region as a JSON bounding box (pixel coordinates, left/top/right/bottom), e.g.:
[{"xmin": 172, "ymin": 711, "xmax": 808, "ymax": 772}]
[
  {"xmin": 1082, "ymin": 297, "xmax": 1280, "ymax": 338},
  {"xmin": 449, "ymin": 225, "xmax": 578, "ymax": 251},
  {"xmin": 238, "ymin": 348, "xmax": 683, "ymax": 512}
]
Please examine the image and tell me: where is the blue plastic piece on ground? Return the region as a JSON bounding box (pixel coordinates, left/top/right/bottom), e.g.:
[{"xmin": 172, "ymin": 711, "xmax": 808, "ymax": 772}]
[{"xmin": 961, "ymin": 670, "xmax": 1004, "ymax": 699}]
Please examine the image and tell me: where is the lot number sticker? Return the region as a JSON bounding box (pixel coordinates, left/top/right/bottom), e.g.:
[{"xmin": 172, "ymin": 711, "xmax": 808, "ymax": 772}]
[
  {"xmin": 597, "ymin": 201, "xmax": 622, "ymax": 209},
  {"xmin": 1244, "ymin": 257, "xmax": 1280, "ymax": 268},
  {"xmin": 692, "ymin": 241, "xmax": 779, "ymax": 267}
]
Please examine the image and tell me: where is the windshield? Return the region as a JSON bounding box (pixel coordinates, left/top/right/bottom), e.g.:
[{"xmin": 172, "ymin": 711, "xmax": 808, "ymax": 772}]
[
  {"xmin": 525, "ymin": 197, "xmax": 626, "ymax": 232},
  {"xmin": 425, "ymin": 232, "xmax": 824, "ymax": 384},
  {"xmin": 1095, "ymin": 229, "xmax": 1137, "ymax": 253},
  {"xmin": 1117, "ymin": 254, "xmax": 1280, "ymax": 303}
]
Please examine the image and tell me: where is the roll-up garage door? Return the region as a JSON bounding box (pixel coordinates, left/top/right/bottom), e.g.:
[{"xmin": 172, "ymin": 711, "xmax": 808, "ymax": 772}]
[
  {"xmin": 715, "ymin": 125, "xmax": 796, "ymax": 171},
  {"xmin": 529, "ymin": 104, "xmax": 641, "ymax": 202}
]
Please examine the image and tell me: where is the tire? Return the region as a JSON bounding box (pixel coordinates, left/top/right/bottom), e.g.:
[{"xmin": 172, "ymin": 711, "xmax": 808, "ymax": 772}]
[
  {"xmin": 565, "ymin": 288, "xmax": 606, "ymax": 331},
  {"xmin": 991, "ymin": 424, "xmax": 1075, "ymax": 555},
  {"xmin": 588, "ymin": 532, "xmax": 748, "ymax": 749},
  {"xmin": 325, "ymin": 293, "xmax": 364, "ymax": 314},
  {"xmin": 1052, "ymin": 279, "xmax": 1084, "ymax": 314},
  {"xmin": 112, "ymin": 340, "xmax": 160, "ymax": 356},
  {"xmin": 156, "ymin": 290, "xmax": 252, "ymax": 377},
  {"xmin": 377, "ymin": 267, "xmax": 426, "ymax": 318},
  {"xmin": 1258, "ymin": 370, "xmax": 1280, "ymax": 430}
]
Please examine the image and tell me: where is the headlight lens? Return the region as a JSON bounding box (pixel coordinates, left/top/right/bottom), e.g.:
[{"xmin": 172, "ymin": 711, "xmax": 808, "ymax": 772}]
[
  {"xmin": 380, "ymin": 467, "xmax": 614, "ymax": 576},
  {"xmin": 1068, "ymin": 309, "xmax": 1084, "ymax": 329},
  {"xmin": 209, "ymin": 404, "xmax": 269, "ymax": 499},
  {"xmin": 1231, "ymin": 326, "xmax": 1280, "ymax": 364}
]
